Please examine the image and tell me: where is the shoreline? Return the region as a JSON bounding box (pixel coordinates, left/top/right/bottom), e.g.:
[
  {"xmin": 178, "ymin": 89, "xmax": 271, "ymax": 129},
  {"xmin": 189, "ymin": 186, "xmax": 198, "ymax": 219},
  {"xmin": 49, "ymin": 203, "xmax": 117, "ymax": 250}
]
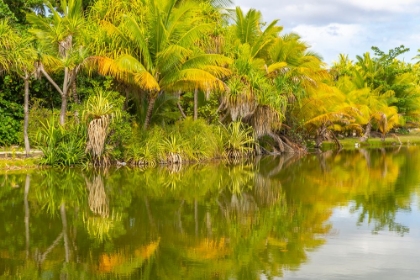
[{"xmin": 2, "ymin": 134, "xmax": 420, "ymax": 170}]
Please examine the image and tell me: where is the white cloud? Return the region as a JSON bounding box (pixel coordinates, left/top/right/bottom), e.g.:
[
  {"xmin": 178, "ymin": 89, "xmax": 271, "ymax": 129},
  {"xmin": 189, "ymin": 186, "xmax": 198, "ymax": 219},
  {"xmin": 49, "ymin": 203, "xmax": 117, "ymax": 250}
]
[
  {"xmin": 292, "ymin": 23, "xmax": 365, "ymax": 64},
  {"xmin": 233, "ymin": 0, "xmax": 420, "ymax": 65},
  {"xmin": 344, "ymin": 0, "xmax": 420, "ymax": 12}
]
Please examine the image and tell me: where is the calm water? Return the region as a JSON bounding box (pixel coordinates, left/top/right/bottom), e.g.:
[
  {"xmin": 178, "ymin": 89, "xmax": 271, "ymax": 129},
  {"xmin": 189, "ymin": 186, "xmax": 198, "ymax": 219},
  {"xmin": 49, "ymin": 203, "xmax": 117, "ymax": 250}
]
[{"xmin": 1, "ymin": 146, "xmax": 420, "ymax": 279}]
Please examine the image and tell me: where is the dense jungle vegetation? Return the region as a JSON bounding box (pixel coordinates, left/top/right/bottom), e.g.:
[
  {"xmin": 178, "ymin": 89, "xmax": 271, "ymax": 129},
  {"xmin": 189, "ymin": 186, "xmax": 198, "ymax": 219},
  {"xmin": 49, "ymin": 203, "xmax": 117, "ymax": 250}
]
[{"xmin": 1, "ymin": 0, "xmax": 420, "ymax": 166}]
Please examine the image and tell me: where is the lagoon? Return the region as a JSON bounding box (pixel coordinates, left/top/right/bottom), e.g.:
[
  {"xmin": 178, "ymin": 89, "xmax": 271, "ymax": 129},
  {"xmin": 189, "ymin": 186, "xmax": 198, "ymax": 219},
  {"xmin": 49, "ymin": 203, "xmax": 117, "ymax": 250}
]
[{"xmin": 1, "ymin": 146, "xmax": 420, "ymax": 279}]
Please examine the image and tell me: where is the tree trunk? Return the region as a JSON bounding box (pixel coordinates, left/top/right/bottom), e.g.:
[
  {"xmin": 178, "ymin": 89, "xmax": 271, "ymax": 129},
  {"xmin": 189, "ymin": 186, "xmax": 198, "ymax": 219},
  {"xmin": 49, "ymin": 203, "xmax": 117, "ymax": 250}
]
[
  {"xmin": 38, "ymin": 63, "xmax": 71, "ymax": 126},
  {"xmin": 194, "ymin": 88, "xmax": 198, "ymax": 120},
  {"xmin": 71, "ymin": 79, "xmax": 79, "ymax": 104},
  {"xmin": 60, "ymin": 67, "xmax": 70, "ymax": 126},
  {"xmin": 268, "ymin": 131, "xmax": 285, "ymax": 153},
  {"xmin": 71, "ymin": 79, "xmax": 80, "ymax": 124},
  {"xmin": 315, "ymin": 125, "xmax": 327, "ymax": 148},
  {"xmin": 60, "ymin": 92, "xmax": 68, "ymax": 126},
  {"xmin": 360, "ymin": 121, "xmax": 372, "ymax": 142},
  {"xmin": 177, "ymin": 102, "xmax": 187, "ymax": 119},
  {"xmin": 177, "ymin": 91, "xmax": 186, "ymax": 119},
  {"xmin": 329, "ymin": 130, "xmax": 343, "ymax": 150},
  {"xmin": 144, "ymin": 94, "xmax": 157, "ymax": 129},
  {"xmin": 23, "ymin": 73, "xmax": 30, "ymax": 156}
]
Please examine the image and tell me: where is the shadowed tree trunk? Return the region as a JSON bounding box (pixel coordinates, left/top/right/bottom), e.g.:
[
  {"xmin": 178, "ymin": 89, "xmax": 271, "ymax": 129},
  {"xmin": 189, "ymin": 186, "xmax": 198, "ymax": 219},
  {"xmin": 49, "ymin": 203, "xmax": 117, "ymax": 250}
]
[
  {"xmin": 71, "ymin": 79, "xmax": 80, "ymax": 123},
  {"xmin": 194, "ymin": 88, "xmax": 198, "ymax": 120},
  {"xmin": 315, "ymin": 125, "xmax": 327, "ymax": 148},
  {"xmin": 23, "ymin": 71, "xmax": 30, "ymax": 156},
  {"xmin": 144, "ymin": 93, "xmax": 158, "ymax": 129}
]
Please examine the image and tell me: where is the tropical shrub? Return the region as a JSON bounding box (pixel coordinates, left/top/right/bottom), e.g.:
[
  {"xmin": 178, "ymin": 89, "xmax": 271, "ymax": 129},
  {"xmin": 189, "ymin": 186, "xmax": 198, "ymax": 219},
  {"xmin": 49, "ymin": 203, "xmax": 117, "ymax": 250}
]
[
  {"xmin": 83, "ymin": 87, "xmax": 123, "ymax": 165},
  {"xmin": 223, "ymin": 121, "xmax": 255, "ymax": 159},
  {"xmin": 36, "ymin": 120, "xmax": 86, "ymax": 166},
  {"xmin": 0, "ymin": 76, "xmax": 23, "ymax": 146}
]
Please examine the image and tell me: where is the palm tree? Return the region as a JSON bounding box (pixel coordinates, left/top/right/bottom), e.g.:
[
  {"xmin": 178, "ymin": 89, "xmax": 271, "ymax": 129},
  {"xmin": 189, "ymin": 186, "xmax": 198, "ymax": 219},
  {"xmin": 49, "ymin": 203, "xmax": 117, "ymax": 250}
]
[
  {"xmin": 0, "ymin": 20, "xmax": 37, "ymax": 156},
  {"xmin": 27, "ymin": 0, "xmax": 88, "ymax": 126},
  {"xmin": 297, "ymin": 87, "xmax": 356, "ymax": 148},
  {"xmin": 90, "ymin": 0, "xmax": 231, "ymax": 128},
  {"xmin": 334, "ymin": 54, "xmax": 403, "ymax": 140},
  {"xmin": 220, "ymin": 9, "xmax": 328, "ymax": 153}
]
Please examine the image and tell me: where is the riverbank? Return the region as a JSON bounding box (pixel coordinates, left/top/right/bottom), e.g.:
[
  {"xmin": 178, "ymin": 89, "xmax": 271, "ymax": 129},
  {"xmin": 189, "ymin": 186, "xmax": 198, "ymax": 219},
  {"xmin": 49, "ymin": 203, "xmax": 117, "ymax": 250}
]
[
  {"xmin": 2, "ymin": 134, "xmax": 420, "ymax": 169},
  {"xmin": 0, "ymin": 157, "xmax": 40, "ymax": 170},
  {"xmin": 0, "ymin": 149, "xmax": 42, "ymax": 170},
  {"xmin": 321, "ymin": 134, "xmax": 420, "ymax": 150}
]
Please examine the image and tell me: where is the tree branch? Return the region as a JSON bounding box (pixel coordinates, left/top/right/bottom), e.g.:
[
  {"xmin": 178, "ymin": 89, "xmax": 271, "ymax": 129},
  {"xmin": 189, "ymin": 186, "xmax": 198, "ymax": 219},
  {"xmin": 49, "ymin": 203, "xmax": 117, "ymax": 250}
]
[{"xmin": 38, "ymin": 63, "xmax": 64, "ymax": 96}]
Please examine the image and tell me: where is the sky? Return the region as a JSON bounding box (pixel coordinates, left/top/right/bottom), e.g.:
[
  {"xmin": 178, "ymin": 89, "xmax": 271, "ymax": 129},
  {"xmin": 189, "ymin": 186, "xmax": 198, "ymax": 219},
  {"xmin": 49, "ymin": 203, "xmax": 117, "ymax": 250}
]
[{"xmin": 232, "ymin": 0, "xmax": 420, "ymax": 66}]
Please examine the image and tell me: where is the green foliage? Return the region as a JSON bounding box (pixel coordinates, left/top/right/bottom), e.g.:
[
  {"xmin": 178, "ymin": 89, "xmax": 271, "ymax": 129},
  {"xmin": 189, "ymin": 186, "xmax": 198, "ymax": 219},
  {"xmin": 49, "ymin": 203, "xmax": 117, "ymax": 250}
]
[
  {"xmin": 36, "ymin": 119, "xmax": 86, "ymax": 166},
  {"xmin": 0, "ymin": 98, "xmax": 22, "ymax": 146},
  {"xmin": 125, "ymin": 118, "xmax": 228, "ymax": 165},
  {"xmin": 124, "ymin": 125, "xmax": 162, "ymax": 166},
  {"xmin": 0, "ymin": 75, "xmax": 24, "ymax": 146},
  {"xmin": 1, "ymin": 0, "xmax": 46, "ymax": 23},
  {"xmin": 174, "ymin": 117, "xmax": 225, "ymax": 159},
  {"xmin": 223, "ymin": 121, "xmax": 255, "ymax": 157},
  {"xmin": 0, "ymin": 0, "xmax": 16, "ymax": 21}
]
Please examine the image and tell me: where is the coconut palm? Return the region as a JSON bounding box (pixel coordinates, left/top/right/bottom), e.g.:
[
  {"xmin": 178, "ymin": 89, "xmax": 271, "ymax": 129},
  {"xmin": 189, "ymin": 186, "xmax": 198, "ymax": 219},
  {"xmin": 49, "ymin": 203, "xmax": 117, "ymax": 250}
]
[
  {"xmin": 0, "ymin": 20, "xmax": 37, "ymax": 156},
  {"xmin": 333, "ymin": 59, "xmax": 401, "ymax": 140},
  {"xmin": 266, "ymin": 33, "xmax": 329, "ymax": 143},
  {"xmin": 297, "ymin": 87, "xmax": 356, "ymax": 148},
  {"xmin": 90, "ymin": 0, "xmax": 231, "ymax": 128},
  {"xmin": 220, "ymin": 8, "xmax": 328, "ymax": 153}
]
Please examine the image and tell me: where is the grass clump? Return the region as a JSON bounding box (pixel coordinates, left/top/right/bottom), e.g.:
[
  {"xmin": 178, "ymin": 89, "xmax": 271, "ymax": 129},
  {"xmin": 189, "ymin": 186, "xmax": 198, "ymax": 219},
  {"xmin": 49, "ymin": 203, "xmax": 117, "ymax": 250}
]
[{"xmin": 124, "ymin": 118, "xmax": 255, "ymax": 166}]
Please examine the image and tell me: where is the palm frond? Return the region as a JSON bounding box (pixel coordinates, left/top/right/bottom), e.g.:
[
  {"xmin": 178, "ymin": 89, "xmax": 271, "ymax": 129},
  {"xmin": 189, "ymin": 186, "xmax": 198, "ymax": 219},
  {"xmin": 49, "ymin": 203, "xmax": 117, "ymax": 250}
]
[
  {"xmin": 181, "ymin": 53, "xmax": 232, "ymax": 69},
  {"xmin": 133, "ymin": 71, "xmax": 160, "ymax": 92},
  {"xmin": 123, "ymin": 15, "xmax": 153, "ymax": 70},
  {"xmin": 157, "ymin": 44, "xmax": 190, "ymax": 74},
  {"xmin": 162, "ymin": 68, "xmax": 226, "ymax": 92}
]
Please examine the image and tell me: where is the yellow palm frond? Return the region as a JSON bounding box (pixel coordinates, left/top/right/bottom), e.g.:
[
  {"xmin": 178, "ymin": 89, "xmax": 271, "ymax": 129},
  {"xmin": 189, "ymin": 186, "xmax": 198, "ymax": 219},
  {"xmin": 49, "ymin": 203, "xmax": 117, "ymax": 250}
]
[
  {"xmin": 305, "ymin": 112, "xmax": 354, "ymax": 131},
  {"xmin": 92, "ymin": 54, "xmax": 146, "ymax": 80},
  {"xmin": 197, "ymin": 65, "xmax": 232, "ymax": 79},
  {"xmin": 163, "ymin": 69, "xmax": 226, "ymax": 92},
  {"xmin": 133, "ymin": 71, "xmax": 160, "ymax": 92},
  {"xmin": 266, "ymin": 62, "xmax": 288, "ymax": 75}
]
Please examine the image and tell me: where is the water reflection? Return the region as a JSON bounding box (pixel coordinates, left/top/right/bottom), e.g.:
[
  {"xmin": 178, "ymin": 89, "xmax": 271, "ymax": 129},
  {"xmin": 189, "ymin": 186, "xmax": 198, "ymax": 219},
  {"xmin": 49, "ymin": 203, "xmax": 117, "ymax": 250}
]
[{"xmin": 1, "ymin": 146, "xmax": 420, "ymax": 279}]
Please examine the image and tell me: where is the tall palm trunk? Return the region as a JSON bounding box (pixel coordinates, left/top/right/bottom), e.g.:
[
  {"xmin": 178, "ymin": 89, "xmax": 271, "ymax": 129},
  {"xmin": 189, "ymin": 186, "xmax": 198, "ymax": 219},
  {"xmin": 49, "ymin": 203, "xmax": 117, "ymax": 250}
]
[
  {"xmin": 194, "ymin": 88, "xmax": 198, "ymax": 120},
  {"xmin": 144, "ymin": 93, "xmax": 158, "ymax": 129},
  {"xmin": 71, "ymin": 79, "xmax": 80, "ymax": 123},
  {"xmin": 60, "ymin": 67, "xmax": 70, "ymax": 126},
  {"xmin": 360, "ymin": 121, "xmax": 372, "ymax": 142},
  {"xmin": 60, "ymin": 93, "xmax": 68, "ymax": 126},
  {"xmin": 23, "ymin": 71, "xmax": 30, "ymax": 156},
  {"xmin": 38, "ymin": 63, "xmax": 76, "ymax": 126}
]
